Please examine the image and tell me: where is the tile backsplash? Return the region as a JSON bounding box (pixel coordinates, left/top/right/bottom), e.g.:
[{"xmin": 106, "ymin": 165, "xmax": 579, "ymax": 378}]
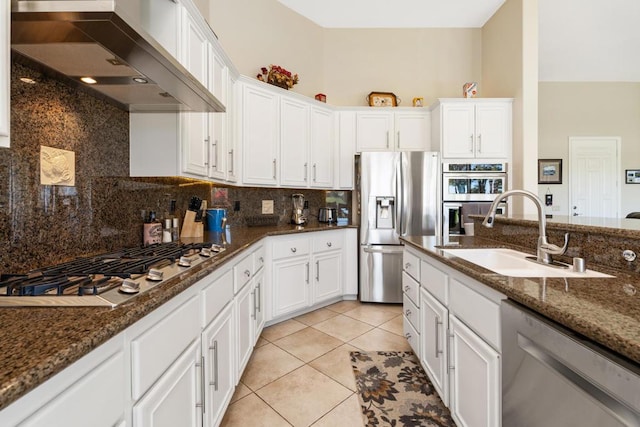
[{"xmin": 1, "ymin": 62, "xmax": 350, "ymax": 273}]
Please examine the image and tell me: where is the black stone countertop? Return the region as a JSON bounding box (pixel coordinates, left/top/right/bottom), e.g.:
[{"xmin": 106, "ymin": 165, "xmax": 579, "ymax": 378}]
[
  {"xmin": 0, "ymin": 223, "xmax": 355, "ymax": 411},
  {"xmin": 401, "ymin": 235, "xmax": 640, "ymax": 367}
]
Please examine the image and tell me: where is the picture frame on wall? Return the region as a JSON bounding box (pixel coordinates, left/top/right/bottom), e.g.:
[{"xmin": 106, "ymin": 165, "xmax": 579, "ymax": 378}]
[{"xmin": 538, "ymin": 159, "xmax": 563, "ymax": 184}]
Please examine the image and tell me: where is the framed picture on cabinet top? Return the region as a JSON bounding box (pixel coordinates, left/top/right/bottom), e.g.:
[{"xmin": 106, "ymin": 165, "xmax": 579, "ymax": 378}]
[{"xmin": 538, "ymin": 159, "xmax": 562, "ymax": 184}]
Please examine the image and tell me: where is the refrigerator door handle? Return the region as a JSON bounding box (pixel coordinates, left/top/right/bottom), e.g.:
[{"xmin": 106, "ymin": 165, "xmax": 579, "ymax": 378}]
[{"xmin": 363, "ymin": 246, "xmax": 404, "ymax": 255}]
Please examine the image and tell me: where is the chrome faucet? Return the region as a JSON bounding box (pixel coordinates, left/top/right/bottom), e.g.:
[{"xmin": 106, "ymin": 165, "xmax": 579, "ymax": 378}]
[{"xmin": 482, "ymin": 189, "xmax": 569, "ymax": 265}]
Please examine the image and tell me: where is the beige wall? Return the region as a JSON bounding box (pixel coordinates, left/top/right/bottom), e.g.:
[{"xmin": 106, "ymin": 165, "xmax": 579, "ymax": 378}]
[
  {"xmin": 209, "ymin": 0, "xmax": 481, "ymax": 105},
  {"xmin": 209, "ymin": 0, "xmax": 326, "ymax": 98},
  {"xmin": 538, "ymin": 82, "xmax": 640, "ymax": 217},
  {"xmin": 481, "ymin": 0, "xmax": 538, "ymax": 214}
]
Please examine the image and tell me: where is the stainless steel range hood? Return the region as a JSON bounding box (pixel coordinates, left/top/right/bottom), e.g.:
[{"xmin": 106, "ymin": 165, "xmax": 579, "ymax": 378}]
[{"xmin": 11, "ymin": 0, "xmax": 225, "ymax": 112}]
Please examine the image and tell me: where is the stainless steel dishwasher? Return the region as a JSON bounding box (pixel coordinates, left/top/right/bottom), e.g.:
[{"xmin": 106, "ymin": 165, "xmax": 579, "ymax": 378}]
[{"xmin": 502, "ymin": 300, "xmax": 640, "ymax": 426}]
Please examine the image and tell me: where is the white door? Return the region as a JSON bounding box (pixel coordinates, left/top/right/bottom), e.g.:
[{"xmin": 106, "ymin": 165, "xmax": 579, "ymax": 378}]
[
  {"xmin": 235, "ymin": 282, "xmax": 254, "ymax": 376},
  {"xmin": 448, "ymin": 315, "xmax": 500, "ymax": 427},
  {"xmin": 395, "ymin": 112, "xmax": 430, "ymax": 151},
  {"xmin": 310, "ymin": 107, "xmax": 334, "ymax": 188},
  {"xmin": 474, "ymin": 103, "xmax": 510, "ymax": 159},
  {"xmin": 202, "ymin": 303, "xmax": 234, "ymax": 427},
  {"xmin": 280, "ymin": 97, "xmax": 310, "ymax": 187},
  {"xmin": 133, "ymin": 340, "xmax": 202, "ymax": 427},
  {"xmin": 441, "ymin": 104, "xmax": 475, "ymax": 158},
  {"xmin": 420, "ymin": 288, "xmax": 449, "ymax": 406},
  {"xmin": 313, "ymin": 251, "xmax": 342, "ymax": 303},
  {"xmin": 252, "ymin": 269, "xmax": 266, "ymax": 342},
  {"xmin": 272, "ymin": 256, "xmax": 310, "ymax": 317},
  {"xmin": 569, "ymin": 137, "xmax": 620, "ymax": 218},
  {"xmin": 356, "ymin": 112, "xmax": 394, "ymax": 151}
]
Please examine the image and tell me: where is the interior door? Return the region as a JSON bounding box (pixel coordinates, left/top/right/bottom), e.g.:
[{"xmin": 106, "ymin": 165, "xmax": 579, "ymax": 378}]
[{"xmin": 569, "ymin": 137, "xmax": 620, "ymax": 218}]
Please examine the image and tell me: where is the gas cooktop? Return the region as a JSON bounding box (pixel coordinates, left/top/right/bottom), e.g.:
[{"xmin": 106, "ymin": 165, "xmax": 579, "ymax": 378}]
[{"xmin": 0, "ymin": 242, "xmax": 225, "ymax": 308}]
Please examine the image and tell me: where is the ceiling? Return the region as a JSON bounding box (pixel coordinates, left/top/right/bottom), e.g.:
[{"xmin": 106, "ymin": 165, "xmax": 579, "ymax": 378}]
[{"xmin": 278, "ymin": 0, "xmax": 640, "ymax": 82}]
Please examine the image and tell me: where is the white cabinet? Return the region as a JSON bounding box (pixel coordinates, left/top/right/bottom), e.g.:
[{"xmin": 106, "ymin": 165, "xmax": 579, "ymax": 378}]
[
  {"xmin": 420, "ymin": 287, "xmax": 449, "ymax": 406},
  {"xmin": 309, "ymin": 106, "xmax": 334, "ymax": 188},
  {"xmin": 270, "ymin": 230, "xmax": 349, "ymax": 320},
  {"xmin": 133, "ymin": 340, "xmax": 202, "ymax": 427},
  {"xmin": 235, "ymin": 276, "xmax": 254, "ymax": 378},
  {"xmin": 252, "ymin": 269, "xmax": 266, "ymax": 342},
  {"xmin": 241, "ymin": 83, "xmax": 279, "ymax": 186},
  {"xmin": 208, "ymin": 48, "xmax": 229, "ymax": 181},
  {"xmin": 403, "ymin": 247, "xmax": 504, "ymax": 426},
  {"xmin": 336, "ymin": 111, "xmax": 356, "ymax": 189},
  {"xmin": 448, "ymin": 315, "xmax": 500, "ymax": 427},
  {"xmin": 202, "ymin": 303, "xmax": 234, "ymax": 427},
  {"xmin": 356, "ymin": 110, "xmax": 431, "ymax": 152},
  {"xmin": 0, "ymin": 0, "xmax": 9, "ymax": 148},
  {"xmin": 225, "ymin": 74, "xmax": 239, "ymax": 183},
  {"xmin": 432, "ymin": 99, "xmax": 512, "ymax": 159},
  {"xmin": 280, "ymin": 97, "xmax": 310, "ymax": 187}
]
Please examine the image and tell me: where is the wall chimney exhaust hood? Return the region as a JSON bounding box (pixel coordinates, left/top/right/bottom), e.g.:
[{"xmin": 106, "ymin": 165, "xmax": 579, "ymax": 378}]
[{"xmin": 11, "ymin": 1, "xmax": 225, "ymax": 113}]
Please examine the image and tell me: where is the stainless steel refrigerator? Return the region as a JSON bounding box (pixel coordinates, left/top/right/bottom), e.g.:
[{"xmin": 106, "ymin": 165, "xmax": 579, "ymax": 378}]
[{"xmin": 357, "ymin": 152, "xmax": 440, "ymax": 303}]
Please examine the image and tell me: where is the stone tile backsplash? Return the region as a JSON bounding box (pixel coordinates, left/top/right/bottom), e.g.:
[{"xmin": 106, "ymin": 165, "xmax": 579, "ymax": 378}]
[{"xmin": 1, "ymin": 61, "xmax": 349, "ymax": 273}]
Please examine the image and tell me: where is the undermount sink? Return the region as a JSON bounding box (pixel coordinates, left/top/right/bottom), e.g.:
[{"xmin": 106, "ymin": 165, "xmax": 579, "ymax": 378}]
[{"xmin": 441, "ymin": 248, "xmax": 614, "ymax": 278}]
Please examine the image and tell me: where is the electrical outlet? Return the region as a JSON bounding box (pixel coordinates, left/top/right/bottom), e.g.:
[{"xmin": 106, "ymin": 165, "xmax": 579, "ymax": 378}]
[
  {"xmin": 234, "ymin": 201, "xmax": 240, "ymax": 211},
  {"xmin": 262, "ymin": 200, "xmax": 274, "ymax": 214}
]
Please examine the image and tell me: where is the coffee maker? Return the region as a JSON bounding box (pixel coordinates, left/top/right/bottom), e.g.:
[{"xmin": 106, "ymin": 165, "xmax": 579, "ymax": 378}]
[{"xmin": 291, "ymin": 193, "xmax": 307, "ymax": 225}]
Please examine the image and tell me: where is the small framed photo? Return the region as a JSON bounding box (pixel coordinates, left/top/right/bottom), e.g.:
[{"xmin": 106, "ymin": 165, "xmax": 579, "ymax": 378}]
[
  {"xmin": 538, "ymin": 159, "xmax": 562, "ymax": 184},
  {"xmin": 412, "ymin": 97, "xmax": 424, "ymax": 107}
]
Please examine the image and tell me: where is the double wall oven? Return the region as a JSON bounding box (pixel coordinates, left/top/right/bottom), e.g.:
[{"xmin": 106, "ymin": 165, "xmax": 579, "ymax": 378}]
[{"xmin": 443, "ymin": 162, "xmax": 508, "ymax": 236}]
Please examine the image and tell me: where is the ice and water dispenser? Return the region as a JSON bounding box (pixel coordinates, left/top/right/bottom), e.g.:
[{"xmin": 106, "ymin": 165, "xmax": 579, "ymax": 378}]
[{"xmin": 375, "ymin": 197, "xmax": 395, "ymax": 229}]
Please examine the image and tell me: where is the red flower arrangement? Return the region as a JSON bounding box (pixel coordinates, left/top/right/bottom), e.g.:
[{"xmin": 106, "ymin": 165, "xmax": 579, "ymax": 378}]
[{"xmin": 257, "ymin": 65, "xmax": 299, "ymax": 89}]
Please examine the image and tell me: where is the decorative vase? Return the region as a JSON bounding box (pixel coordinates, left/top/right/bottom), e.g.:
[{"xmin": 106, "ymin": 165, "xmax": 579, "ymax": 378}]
[{"xmin": 269, "ymin": 80, "xmax": 289, "ymax": 90}]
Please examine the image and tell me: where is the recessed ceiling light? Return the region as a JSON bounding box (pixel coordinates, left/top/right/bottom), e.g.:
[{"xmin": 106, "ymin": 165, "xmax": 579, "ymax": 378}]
[
  {"xmin": 132, "ymin": 77, "xmax": 148, "ymax": 84},
  {"xmin": 80, "ymin": 77, "xmax": 97, "ymax": 84},
  {"xmin": 19, "ymin": 77, "xmax": 36, "ymax": 84}
]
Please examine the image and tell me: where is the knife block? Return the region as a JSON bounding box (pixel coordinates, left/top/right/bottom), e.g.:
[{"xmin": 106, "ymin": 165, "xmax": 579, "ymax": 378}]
[{"xmin": 180, "ymin": 211, "xmax": 203, "ymax": 238}]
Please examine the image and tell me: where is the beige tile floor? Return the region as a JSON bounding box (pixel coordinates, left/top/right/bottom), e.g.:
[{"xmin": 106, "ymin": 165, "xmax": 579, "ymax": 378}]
[{"xmin": 221, "ymin": 300, "xmax": 410, "ymax": 427}]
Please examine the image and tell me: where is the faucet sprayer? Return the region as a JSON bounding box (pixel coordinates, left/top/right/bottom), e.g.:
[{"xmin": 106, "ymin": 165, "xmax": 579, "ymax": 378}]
[{"xmin": 483, "ymin": 189, "xmax": 569, "ymax": 265}]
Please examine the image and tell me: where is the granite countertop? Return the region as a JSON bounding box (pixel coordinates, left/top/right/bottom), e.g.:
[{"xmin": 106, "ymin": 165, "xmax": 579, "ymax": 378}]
[
  {"xmin": 401, "ymin": 235, "xmax": 640, "ymax": 366},
  {"xmin": 0, "ymin": 222, "xmax": 354, "ymax": 411}
]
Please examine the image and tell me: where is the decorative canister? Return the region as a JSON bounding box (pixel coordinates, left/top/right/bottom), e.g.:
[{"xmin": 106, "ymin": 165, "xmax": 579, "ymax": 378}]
[{"xmin": 463, "ymin": 82, "xmax": 478, "ymax": 98}]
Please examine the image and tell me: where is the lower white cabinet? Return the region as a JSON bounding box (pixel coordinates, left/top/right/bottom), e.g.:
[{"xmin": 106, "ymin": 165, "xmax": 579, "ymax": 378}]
[
  {"xmin": 202, "ymin": 303, "xmax": 235, "ymax": 427},
  {"xmin": 133, "ymin": 340, "xmax": 202, "ymax": 427},
  {"xmin": 448, "ymin": 314, "xmax": 500, "ymax": 427},
  {"xmin": 236, "ymin": 279, "xmax": 254, "ymax": 377},
  {"xmin": 270, "ymin": 230, "xmax": 346, "ymax": 320},
  {"xmin": 420, "ymin": 287, "xmax": 449, "ymax": 406},
  {"xmin": 403, "ymin": 246, "xmax": 505, "ymax": 427}
]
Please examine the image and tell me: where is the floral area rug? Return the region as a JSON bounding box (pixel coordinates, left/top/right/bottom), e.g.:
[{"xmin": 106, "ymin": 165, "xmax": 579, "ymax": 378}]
[{"xmin": 350, "ymin": 351, "xmax": 455, "ymax": 427}]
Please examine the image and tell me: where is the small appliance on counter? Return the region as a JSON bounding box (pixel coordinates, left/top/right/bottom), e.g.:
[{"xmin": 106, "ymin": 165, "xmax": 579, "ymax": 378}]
[
  {"xmin": 206, "ymin": 208, "xmax": 227, "ymax": 232},
  {"xmin": 291, "ymin": 193, "xmax": 307, "ymax": 225},
  {"xmin": 318, "ymin": 207, "xmax": 337, "ymax": 223}
]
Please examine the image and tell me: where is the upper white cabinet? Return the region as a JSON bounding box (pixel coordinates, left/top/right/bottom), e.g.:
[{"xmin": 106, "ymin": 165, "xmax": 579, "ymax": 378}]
[
  {"xmin": 241, "ymin": 82, "xmax": 280, "ymax": 186},
  {"xmin": 356, "ymin": 110, "xmax": 431, "ymax": 152},
  {"xmin": 280, "ymin": 97, "xmax": 310, "ymax": 187},
  {"xmin": 208, "ymin": 47, "xmax": 229, "ymax": 181},
  {"xmin": 309, "ymin": 106, "xmax": 334, "ymax": 188},
  {"xmin": 336, "ymin": 111, "xmax": 356, "ymax": 189},
  {"xmin": 431, "ymin": 99, "xmax": 512, "ymax": 159},
  {"xmin": 0, "ymin": 0, "xmax": 9, "ymax": 148}
]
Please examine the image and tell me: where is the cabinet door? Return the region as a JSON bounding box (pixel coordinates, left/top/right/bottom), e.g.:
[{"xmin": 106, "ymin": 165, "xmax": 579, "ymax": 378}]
[
  {"xmin": 133, "ymin": 340, "xmax": 202, "ymax": 427},
  {"xmin": 179, "ymin": 8, "xmax": 208, "ymax": 87},
  {"xmin": 395, "ymin": 112, "xmax": 430, "ymax": 151},
  {"xmin": 441, "ymin": 104, "xmax": 475, "ymax": 158},
  {"xmin": 280, "ymin": 97, "xmax": 310, "ymax": 187},
  {"xmin": 203, "ymin": 303, "xmax": 234, "ymax": 427},
  {"xmin": 337, "ymin": 111, "xmax": 356, "ymax": 189},
  {"xmin": 356, "ymin": 112, "xmax": 394, "ymax": 151},
  {"xmin": 449, "ymin": 315, "xmax": 500, "ymax": 427},
  {"xmin": 182, "ymin": 112, "xmax": 210, "ymax": 177},
  {"xmin": 420, "ymin": 288, "xmax": 449, "ymax": 406},
  {"xmin": 226, "ymin": 75, "xmax": 239, "ymax": 183},
  {"xmin": 0, "ymin": 0, "xmax": 10, "ymax": 148},
  {"xmin": 272, "ymin": 256, "xmax": 310, "ymax": 318},
  {"xmin": 310, "ymin": 107, "xmax": 334, "ymax": 188},
  {"xmin": 253, "ymin": 269, "xmax": 266, "ymax": 341},
  {"xmin": 208, "ymin": 50, "xmax": 227, "ymax": 181},
  {"xmin": 474, "ymin": 103, "xmax": 510, "ymax": 159},
  {"xmin": 242, "ymin": 84, "xmax": 279, "ymax": 186},
  {"xmin": 313, "ymin": 251, "xmax": 342, "ymax": 303},
  {"xmin": 235, "ymin": 282, "xmax": 254, "ymax": 376}
]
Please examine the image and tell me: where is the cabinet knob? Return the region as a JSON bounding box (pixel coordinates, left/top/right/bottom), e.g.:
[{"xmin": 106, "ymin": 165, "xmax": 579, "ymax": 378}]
[
  {"xmin": 244, "ymin": 269, "xmax": 251, "ymax": 277},
  {"xmin": 327, "ymin": 242, "xmax": 332, "ymax": 247},
  {"xmin": 404, "ymin": 285, "xmax": 410, "ymax": 292},
  {"xmin": 405, "ymin": 309, "xmax": 411, "ymax": 316},
  {"xmin": 291, "ymin": 247, "xmax": 297, "ymax": 253},
  {"xmin": 259, "ymin": 256, "xmax": 264, "ymax": 263},
  {"xmin": 404, "ymin": 262, "xmax": 410, "ymax": 269},
  {"xmin": 405, "ymin": 332, "xmax": 412, "ymax": 339}
]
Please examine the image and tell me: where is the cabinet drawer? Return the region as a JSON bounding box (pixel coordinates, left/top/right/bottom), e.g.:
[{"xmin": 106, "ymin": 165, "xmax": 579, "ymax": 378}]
[
  {"xmin": 131, "ymin": 295, "xmax": 200, "ymax": 400},
  {"xmin": 403, "ymin": 293, "xmax": 419, "ymax": 331},
  {"xmin": 402, "ymin": 271, "xmax": 419, "ymax": 307},
  {"xmin": 272, "ymin": 237, "xmax": 310, "ymax": 260},
  {"xmin": 201, "ymin": 268, "xmax": 233, "ymax": 327},
  {"xmin": 234, "ymin": 252, "xmax": 254, "ymax": 293},
  {"xmin": 421, "ymin": 260, "xmax": 448, "ymax": 305},
  {"xmin": 449, "ymin": 278, "xmax": 501, "ymax": 351},
  {"xmin": 254, "ymin": 245, "xmax": 266, "ymax": 273},
  {"xmin": 403, "ymin": 315, "xmax": 420, "ymax": 357},
  {"xmin": 312, "ymin": 231, "xmax": 344, "ymax": 253},
  {"xmin": 403, "ymin": 249, "xmax": 420, "ymax": 281}
]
